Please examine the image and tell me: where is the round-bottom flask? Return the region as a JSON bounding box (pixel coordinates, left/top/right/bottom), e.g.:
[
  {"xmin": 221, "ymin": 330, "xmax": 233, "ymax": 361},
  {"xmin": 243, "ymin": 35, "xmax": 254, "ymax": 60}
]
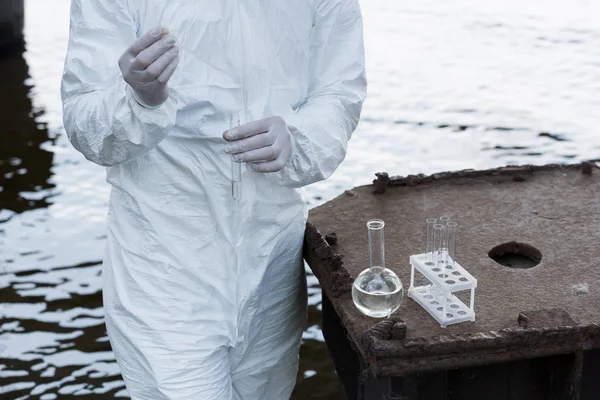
[
  {"xmin": 352, "ymin": 266, "xmax": 403, "ymax": 318},
  {"xmin": 352, "ymin": 219, "xmax": 403, "ymax": 318}
]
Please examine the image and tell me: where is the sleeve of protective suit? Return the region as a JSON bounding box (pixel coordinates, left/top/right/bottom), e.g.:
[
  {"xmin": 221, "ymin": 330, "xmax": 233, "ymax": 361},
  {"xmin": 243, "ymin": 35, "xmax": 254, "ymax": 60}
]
[
  {"xmin": 269, "ymin": 0, "xmax": 367, "ymax": 188},
  {"xmin": 61, "ymin": 0, "xmax": 178, "ymax": 167}
]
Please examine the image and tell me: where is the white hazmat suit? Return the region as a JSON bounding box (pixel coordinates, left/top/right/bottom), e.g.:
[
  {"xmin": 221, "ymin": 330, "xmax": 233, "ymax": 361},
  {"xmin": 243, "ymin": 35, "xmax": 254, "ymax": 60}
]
[{"xmin": 61, "ymin": 0, "xmax": 366, "ymax": 399}]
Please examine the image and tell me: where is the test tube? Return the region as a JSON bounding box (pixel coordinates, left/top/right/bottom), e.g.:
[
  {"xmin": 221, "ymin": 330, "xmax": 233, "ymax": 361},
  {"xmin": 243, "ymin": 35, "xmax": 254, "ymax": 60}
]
[
  {"xmin": 425, "ymin": 218, "xmax": 437, "ymax": 266},
  {"xmin": 229, "ymin": 110, "xmax": 242, "ymax": 201},
  {"xmin": 439, "ymin": 215, "xmax": 451, "ymax": 224},
  {"xmin": 433, "ymin": 224, "xmax": 444, "ymax": 269},
  {"xmin": 432, "ymin": 223, "xmax": 445, "ymax": 296},
  {"xmin": 447, "ymin": 222, "xmax": 458, "ymax": 267},
  {"xmin": 439, "ymin": 216, "xmax": 451, "ymax": 265},
  {"xmin": 367, "ymin": 219, "xmax": 385, "ymax": 272}
]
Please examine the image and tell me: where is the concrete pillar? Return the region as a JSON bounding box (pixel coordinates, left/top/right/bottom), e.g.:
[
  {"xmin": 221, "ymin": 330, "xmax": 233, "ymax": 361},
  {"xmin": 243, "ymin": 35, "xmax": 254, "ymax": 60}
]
[{"xmin": 0, "ymin": 0, "xmax": 25, "ymax": 54}]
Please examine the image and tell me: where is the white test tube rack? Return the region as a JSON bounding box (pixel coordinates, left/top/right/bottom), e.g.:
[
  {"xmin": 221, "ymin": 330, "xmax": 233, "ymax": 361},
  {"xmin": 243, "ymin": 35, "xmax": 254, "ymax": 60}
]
[{"xmin": 408, "ymin": 253, "xmax": 477, "ymax": 328}]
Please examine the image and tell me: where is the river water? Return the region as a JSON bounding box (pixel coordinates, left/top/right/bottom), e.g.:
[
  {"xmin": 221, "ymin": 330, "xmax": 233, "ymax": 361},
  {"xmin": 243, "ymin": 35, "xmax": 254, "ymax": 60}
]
[{"xmin": 1, "ymin": 0, "xmax": 599, "ymax": 398}]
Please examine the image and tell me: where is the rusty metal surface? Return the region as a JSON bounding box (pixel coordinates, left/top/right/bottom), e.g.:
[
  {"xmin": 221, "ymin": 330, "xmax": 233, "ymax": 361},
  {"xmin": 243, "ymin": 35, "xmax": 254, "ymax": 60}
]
[{"xmin": 304, "ymin": 163, "xmax": 600, "ymax": 377}]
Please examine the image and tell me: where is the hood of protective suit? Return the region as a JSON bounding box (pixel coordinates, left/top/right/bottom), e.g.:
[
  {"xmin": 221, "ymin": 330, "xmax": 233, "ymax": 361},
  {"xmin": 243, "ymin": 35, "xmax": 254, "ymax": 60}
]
[{"xmin": 61, "ymin": 0, "xmax": 366, "ymax": 398}]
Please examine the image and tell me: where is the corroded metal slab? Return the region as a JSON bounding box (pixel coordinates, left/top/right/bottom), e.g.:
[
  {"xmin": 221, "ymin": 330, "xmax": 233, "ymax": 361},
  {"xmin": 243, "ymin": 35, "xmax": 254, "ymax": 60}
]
[{"xmin": 305, "ymin": 163, "xmax": 600, "ymax": 377}]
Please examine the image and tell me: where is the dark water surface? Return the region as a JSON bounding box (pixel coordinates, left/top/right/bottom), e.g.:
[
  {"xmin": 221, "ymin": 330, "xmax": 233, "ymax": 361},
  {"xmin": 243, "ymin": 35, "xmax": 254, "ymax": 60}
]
[{"xmin": 1, "ymin": 0, "xmax": 599, "ymax": 398}]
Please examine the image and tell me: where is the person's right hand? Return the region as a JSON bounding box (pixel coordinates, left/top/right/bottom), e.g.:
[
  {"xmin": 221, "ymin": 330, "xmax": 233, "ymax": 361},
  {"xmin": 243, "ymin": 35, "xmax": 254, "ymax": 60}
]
[{"xmin": 118, "ymin": 26, "xmax": 180, "ymax": 108}]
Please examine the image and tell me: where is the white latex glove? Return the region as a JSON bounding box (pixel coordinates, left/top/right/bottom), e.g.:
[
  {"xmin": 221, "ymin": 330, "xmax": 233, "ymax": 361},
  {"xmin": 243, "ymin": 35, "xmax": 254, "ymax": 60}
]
[
  {"xmin": 224, "ymin": 116, "xmax": 293, "ymax": 173},
  {"xmin": 118, "ymin": 26, "xmax": 180, "ymax": 108}
]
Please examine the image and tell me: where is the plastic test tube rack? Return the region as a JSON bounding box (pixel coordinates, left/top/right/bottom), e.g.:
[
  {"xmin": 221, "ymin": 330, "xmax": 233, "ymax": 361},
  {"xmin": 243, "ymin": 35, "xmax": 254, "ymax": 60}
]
[{"xmin": 408, "ymin": 253, "xmax": 477, "ymax": 328}]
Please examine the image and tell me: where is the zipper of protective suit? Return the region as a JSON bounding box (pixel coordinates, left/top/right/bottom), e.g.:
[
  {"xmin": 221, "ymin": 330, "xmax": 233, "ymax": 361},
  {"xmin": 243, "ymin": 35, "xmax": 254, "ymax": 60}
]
[{"xmin": 233, "ymin": 0, "xmax": 247, "ymax": 346}]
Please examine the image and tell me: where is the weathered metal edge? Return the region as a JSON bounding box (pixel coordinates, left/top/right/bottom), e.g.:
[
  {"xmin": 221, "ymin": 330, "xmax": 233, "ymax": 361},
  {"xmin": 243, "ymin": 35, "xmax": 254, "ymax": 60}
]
[
  {"xmin": 304, "ymin": 162, "xmax": 600, "ymax": 377},
  {"xmin": 366, "ymin": 324, "xmax": 600, "ymax": 377},
  {"xmin": 303, "ymin": 222, "xmax": 352, "ymax": 300},
  {"xmin": 372, "ymin": 162, "xmax": 597, "ymax": 192},
  {"xmin": 303, "ymin": 222, "xmax": 367, "ymax": 355}
]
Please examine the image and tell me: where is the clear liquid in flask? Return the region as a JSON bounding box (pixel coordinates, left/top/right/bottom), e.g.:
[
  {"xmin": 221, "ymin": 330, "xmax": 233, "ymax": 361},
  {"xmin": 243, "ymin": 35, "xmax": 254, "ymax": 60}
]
[{"xmin": 352, "ymin": 266, "xmax": 404, "ymax": 318}]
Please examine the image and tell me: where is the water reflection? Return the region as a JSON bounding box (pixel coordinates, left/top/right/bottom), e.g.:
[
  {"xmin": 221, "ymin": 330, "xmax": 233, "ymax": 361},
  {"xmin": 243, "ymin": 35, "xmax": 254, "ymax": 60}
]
[
  {"xmin": 0, "ymin": 18, "xmax": 128, "ymax": 398},
  {"xmin": 1, "ymin": 261, "xmax": 127, "ymax": 398},
  {"xmin": 0, "ymin": 51, "xmax": 54, "ymax": 215}
]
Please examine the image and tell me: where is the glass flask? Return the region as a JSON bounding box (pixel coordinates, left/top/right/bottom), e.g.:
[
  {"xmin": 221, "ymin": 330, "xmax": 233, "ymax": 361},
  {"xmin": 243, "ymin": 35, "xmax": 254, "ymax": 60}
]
[{"xmin": 352, "ymin": 219, "xmax": 403, "ymax": 318}]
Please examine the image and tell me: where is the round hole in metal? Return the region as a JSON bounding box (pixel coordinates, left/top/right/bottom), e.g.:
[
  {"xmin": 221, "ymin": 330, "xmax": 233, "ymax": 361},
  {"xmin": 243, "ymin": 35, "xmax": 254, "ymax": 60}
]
[{"xmin": 488, "ymin": 242, "xmax": 542, "ymax": 269}]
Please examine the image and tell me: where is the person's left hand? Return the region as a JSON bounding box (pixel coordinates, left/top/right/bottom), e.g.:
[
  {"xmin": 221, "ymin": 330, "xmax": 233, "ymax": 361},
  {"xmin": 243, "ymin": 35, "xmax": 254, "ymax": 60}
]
[{"xmin": 223, "ymin": 116, "xmax": 293, "ymax": 173}]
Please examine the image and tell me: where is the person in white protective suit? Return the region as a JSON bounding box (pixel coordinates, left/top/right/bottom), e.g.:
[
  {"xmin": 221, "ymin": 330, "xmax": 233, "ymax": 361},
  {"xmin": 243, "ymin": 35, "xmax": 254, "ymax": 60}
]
[{"xmin": 61, "ymin": 0, "xmax": 366, "ymax": 398}]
